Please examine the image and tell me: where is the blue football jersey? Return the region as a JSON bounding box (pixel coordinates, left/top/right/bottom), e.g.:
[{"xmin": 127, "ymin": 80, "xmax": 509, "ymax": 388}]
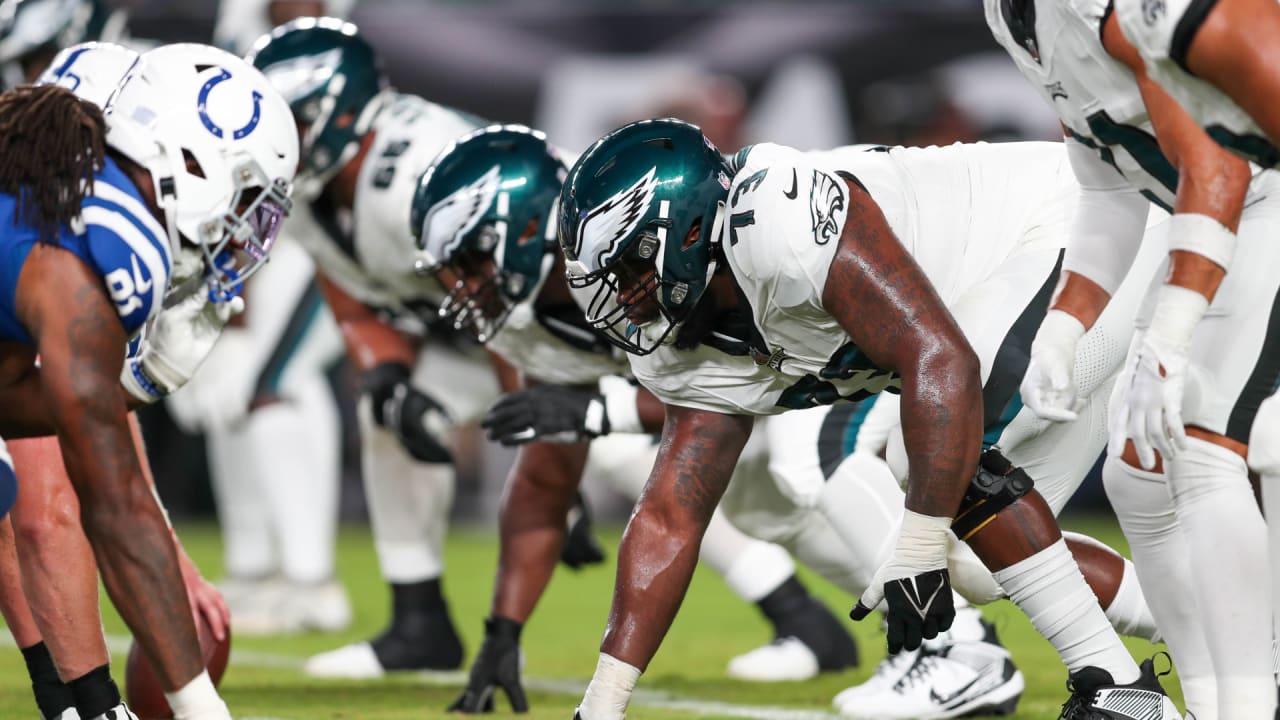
[{"xmin": 0, "ymin": 156, "xmax": 171, "ymax": 343}]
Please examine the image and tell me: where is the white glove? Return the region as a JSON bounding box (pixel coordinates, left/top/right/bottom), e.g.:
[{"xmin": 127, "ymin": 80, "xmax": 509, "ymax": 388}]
[
  {"xmin": 1022, "ymin": 309, "xmax": 1087, "ymax": 422},
  {"xmin": 165, "ymin": 328, "xmax": 257, "ymax": 432},
  {"xmin": 122, "ymin": 289, "xmax": 245, "ymax": 404},
  {"xmin": 1110, "ymin": 284, "xmax": 1206, "ymax": 469}
]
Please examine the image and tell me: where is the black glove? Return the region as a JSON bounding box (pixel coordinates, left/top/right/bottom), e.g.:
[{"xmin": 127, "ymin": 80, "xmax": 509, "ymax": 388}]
[
  {"xmin": 481, "ymin": 385, "xmax": 608, "ymax": 446},
  {"xmin": 850, "ymin": 568, "xmax": 954, "ymax": 654},
  {"xmin": 561, "ymin": 492, "xmax": 606, "ymax": 570},
  {"xmin": 363, "ymin": 362, "xmax": 454, "ymax": 464},
  {"xmin": 448, "ymin": 617, "xmax": 528, "ymax": 714}
]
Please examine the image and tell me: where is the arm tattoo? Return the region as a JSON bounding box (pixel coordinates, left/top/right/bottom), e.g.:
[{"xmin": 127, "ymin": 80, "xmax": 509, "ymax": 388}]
[{"xmin": 657, "ymin": 408, "xmax": 753, "ymax": 521}]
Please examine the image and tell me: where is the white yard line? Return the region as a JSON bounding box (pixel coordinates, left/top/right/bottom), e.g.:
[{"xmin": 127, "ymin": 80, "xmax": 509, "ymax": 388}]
[{"xmin": 4, "ymin": 634, "xmax": 846, "ymax": 720}]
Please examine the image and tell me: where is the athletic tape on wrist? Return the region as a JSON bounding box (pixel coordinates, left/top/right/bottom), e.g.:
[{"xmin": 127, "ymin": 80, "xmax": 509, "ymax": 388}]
[
  {"xmin": 894, "ymin": 509, "xmax": 953, "ymax": 572},
  {"xmin": 1168, "ymin": 212, "xmax": 1236, "ymax": 270},
  {"xmin": 1148, "ymin": 283, "xmax": 1210, "ymax": 349},
  {"xmin": 600, "ymin": 376, "xmax": 643, "ymax": 435}
]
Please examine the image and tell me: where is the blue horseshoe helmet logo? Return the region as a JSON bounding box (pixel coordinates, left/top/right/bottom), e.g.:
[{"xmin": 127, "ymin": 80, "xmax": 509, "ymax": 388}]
[{"xmin": 198, "ymin": 68, "xmax": 263, "ymax": 140}]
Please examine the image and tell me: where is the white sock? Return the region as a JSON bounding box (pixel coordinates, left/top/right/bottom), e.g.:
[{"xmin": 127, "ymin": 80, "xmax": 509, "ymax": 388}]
[
  {"xmin": 993, "ymin": 539, "xmax": 1139, "ymax": 683},
  {"xmin": 360, "ymin": 399, "xmax": 455, "ymax": 582},
  {"xmin": 1061, "ymin": 530, "xmax": 1161, "ymax": 643},
  {"xmin": 1103, "ymin": 455, "xmax": 1217, "ymax": 717},
  {"xmin": 207, "ymin": 423, "xmax": 275, "ymax": 578},
  {"xmin": 577, "ymin": 653, "xmax": 641, "ymax": 720},
  {"xmin": 164, "ymin": 670, "xmax": 230, "ymax": 720},
  {"xmin": 699, "ymin": 509, "xmax": 795, "ymax": 602},
  {"xmin": 249, "ymin": 380, "xmax": 341, "ymax": 584},
  {"xmin": 1169, "ymin": 437, "xmax": 1275, "ymax": 718}
]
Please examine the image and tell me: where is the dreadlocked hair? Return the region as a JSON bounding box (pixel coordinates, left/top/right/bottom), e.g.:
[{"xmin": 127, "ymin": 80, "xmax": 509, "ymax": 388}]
[{"xmin": 0, "ymin": 85, "xmax": 107, "ymax": 245}]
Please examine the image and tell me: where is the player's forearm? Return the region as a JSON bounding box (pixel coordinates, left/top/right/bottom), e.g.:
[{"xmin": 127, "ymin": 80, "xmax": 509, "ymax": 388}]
[
  {"xmin": 899, "ymin": 346, "xmax": 983, "ymax": 519},
  {"xmin": 491, "ymin": 449, "xmax": 582, "ymax": 623}
]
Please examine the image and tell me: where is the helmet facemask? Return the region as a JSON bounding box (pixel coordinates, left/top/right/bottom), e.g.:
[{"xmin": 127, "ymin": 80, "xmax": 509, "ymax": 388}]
[
  {"xmin": 569, "ymin": 210, "xmax": 721, "ymax": 356},
  {"xmin": 430, "ymin": 215, "xmax": 548, "ymax": 343}
]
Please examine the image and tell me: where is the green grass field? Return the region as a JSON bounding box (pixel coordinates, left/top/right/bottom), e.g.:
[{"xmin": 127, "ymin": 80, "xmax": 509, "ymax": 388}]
[{"xmin": 0, "ymin": 514, "xmax": 1181, "ymax": 719}]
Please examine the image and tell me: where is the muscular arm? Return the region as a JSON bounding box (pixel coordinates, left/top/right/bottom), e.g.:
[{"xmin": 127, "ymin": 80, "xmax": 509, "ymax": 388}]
[
  {"xmin": 600, "ymin": 404, "xmax": 752, "ymax": 668},
  {"xmin": 15, "ymin": 244, "xmax": 202, "ymax": 689},
  {"xmin": 1105, "ymin": 11, "xmax": 1251, "ymax": 302},
  {"xmin": 316, "ymin": 273, "xmax": 415, "ymax": 371},
  {"xmin": 820, "ymin": 179, "xmax": 981, "ymax": 519}
]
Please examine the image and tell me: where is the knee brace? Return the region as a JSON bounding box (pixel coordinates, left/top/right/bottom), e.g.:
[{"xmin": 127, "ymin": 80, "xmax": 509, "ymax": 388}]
[{"xmin": 952, "ymin": 448, "xmax": 1035, "ymax": 541}]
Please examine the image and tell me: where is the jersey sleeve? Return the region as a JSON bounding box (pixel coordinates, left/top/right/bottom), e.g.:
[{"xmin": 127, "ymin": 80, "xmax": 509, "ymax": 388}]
[
  {"xmin": 80, "ymin": 196, "xmax": 171, "ymax": 337},
  {"xmin": 723, "ymin": 143, "xmax": 850, "ymax": 320}
]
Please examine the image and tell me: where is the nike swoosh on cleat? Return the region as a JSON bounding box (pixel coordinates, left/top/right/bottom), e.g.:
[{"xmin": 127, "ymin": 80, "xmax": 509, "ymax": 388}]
[
  {"xmin": 783, "ymin": 169, "xmax": 798, "ymax": 199},
  {"xmin": 929, "ymin": 675, "xmax": 983, "ymax": 707}
]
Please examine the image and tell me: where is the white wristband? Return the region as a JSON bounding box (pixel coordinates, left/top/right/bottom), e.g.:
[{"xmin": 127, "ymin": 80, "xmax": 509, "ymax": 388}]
[
  {"xmin": 600, "ymin": 376, "xmax": 643, "ymax": 435},
  {"xmin": 894, "ymin": 509, "xmax": 953, "ymax": 572},
  {"xmin": 1168, "ymin": 212, "xmax": 1236, "ymax": 270},
  {"xmin": 1148, "ymin": 283, "xmax": 1210, "ymax": 350},
  {"xmin": 1033, "ymin": 308, "xmax": 1088, "ymax": 351}
]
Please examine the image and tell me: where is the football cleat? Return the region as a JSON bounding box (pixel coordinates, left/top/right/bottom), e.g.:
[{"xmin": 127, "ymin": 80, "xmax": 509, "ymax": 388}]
[
  {"xmin": 84, "ymin": 703, "xmax": 139, "ymax": 720},
  {"xmin": 729, "ymin": 590, "xmax": 859, "ymax": 681},
  {"xmin": 727, "ymin": 637, "xmax": 820, "ymax": 682},
  {"xmin": 1058, "ymin": 657, "xmax": 1181, "ymax": 720},
  {"xmin": 228, "ymin": 577, "xmax": 352, "ymax": 636},
  {"xmin": 834, "ymin": 604, "xmax": 986, "ymax": 708},
  {"xmin": 304, "ymin": 609, "xmax": 464, "ymax": 678}
]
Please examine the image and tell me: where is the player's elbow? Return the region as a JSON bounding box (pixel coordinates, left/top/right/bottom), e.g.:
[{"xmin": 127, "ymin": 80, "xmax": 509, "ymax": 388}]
[{"xmin": 918, "ymin": 334, "xmax": 982, "ymax": 396}]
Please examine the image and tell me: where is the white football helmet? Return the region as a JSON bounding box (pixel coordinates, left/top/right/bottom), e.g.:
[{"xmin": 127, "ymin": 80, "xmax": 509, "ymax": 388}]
[
  {"xmin": 104, "ymin": 42, "xmax": 299, "ymax": 300},
  {"xmin": 35, "ymin": 41, "xmax": 136, "ymax": 107}
]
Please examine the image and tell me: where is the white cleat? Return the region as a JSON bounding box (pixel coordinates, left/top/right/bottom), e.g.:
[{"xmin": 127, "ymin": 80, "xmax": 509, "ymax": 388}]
[
  {"xmin": 303, "ymin": 641, "xmax": 386, "ymax": 679},
  {"xmin": 83, "ymin": 704, "xmax": 138, "ymax": 720},
  {"xmin": 726, "ymin": 636, "xmax": 820, "ymax": 682},
  {"xmin": 834, "ymin": 641, "xmax": 1023, "ymax": 719},
  {"xmin": 228, "ymin": 577, "xmax": 352, "ymax": 636},
  {"xmin": 833, "ymin": 647, "xmax": 920, "ymax": 708}
]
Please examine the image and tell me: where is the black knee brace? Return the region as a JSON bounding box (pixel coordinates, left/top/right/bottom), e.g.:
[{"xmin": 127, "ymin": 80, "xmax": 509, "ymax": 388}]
[{"xmin": 952, "ymin": 448, "xmax": 1035, "ymax": 541}]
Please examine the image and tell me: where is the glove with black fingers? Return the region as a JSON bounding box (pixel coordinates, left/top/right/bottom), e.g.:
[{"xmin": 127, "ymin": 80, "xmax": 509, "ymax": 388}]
[
  {"xmin": 849, "ymin": 510, "xmax": 955, "ymax": 654},
  {"xmin": 561, "ymin": 492, "xmax": 606, "ymax": 570},
  {"xmin": 362, "ymin": 362, "xmax": 454, "ymax": 464},
  {"xmin": 121, "ymin": 287, "xmax": 245, "ymax": 404},
  {"xmin": 481, "ymin": 385, "xmax": 608, "ymax": 446},
  {"xmin": 448, "ymin": 617, "xmax": 528, "ymax": 714}
]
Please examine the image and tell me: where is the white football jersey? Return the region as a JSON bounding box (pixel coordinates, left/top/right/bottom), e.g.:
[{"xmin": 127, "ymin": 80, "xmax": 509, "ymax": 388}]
[
  {"xmin": 630, "ymin": 141, "xmax": 1077, "ymax": 416},
  {"xmin": 985, "ymin": 0, "xmax": 1267, "ymax": 210},
  {"xmin": 286, "ymin": 93, "xmax": 482, "ymax": 333},
  {"xmin": 1114, "ymin": 0, "xmax": 1280, "ymax": 167}
]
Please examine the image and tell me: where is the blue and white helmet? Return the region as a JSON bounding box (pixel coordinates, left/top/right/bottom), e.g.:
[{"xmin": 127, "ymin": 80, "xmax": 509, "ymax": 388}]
[
  {"xmin": 104, "ymin": 43, "xmax": 299, "ymax": 298},
  {"xmin": 35, "ymin": 40, "xmax": 136, "ymax": 107}
]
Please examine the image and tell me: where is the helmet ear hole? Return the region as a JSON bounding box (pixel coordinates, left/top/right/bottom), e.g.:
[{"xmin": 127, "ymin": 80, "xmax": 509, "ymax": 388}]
[
  {"xmin": 181, "ymin": 148, "xmax": 206, "ymax": 178},
  {"xmin": 682, "ymin": 219, "xmax": 702, "ymax": 250}
]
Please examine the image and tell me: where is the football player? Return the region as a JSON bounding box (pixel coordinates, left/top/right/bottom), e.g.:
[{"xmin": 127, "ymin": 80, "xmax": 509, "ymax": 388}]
[
  {"xmin": 988, "ymin": 1, "xmax": 1280, "ymax": 717},
  {"xmin": 0, "ymin": 41, "xmax": 297, "ymax": 720},
  {"xmin": 558, "ymin": 120, "xmax": 1180, "ymax": 719},
  {"xmin": 411, "ymin": 125, "xmax": 859, "ymax": 711},
  {"xmin": 0, "ymin": 42, "xmax": 235, "ymax": 720},
  {"xmin": 247, "ymin": 17, "xmax": 492, "ymax": 676}
]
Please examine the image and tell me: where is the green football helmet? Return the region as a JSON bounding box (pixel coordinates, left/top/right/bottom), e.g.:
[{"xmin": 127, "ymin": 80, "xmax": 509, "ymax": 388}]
[
  {"xmin": 0, "ymin": 0, "xmax": 124, "ymax": 89},
  {"xmin": 411, "ymin": 124, "xmax": 568, "ymax": 342},
  {"xmin": 559, "ymin": 118, "xmax": 731, "ymax": 355},
  {"xmin": 247, "ymin": 17, "xmax": 388, "ymax": 199}
]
